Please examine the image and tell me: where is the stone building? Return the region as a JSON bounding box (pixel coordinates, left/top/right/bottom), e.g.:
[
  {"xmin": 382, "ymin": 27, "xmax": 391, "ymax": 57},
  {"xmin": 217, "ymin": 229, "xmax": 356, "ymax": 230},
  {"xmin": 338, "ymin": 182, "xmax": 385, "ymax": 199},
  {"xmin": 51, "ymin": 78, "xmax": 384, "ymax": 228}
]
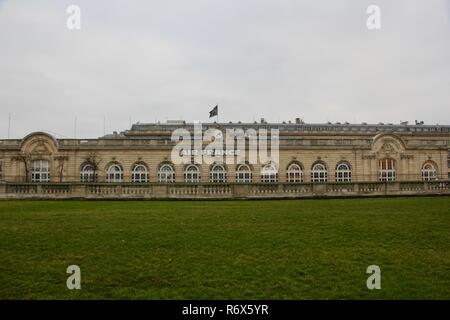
[{"xmin": 0, "ymin": 120, "xmax": 449, "ymax": 199}]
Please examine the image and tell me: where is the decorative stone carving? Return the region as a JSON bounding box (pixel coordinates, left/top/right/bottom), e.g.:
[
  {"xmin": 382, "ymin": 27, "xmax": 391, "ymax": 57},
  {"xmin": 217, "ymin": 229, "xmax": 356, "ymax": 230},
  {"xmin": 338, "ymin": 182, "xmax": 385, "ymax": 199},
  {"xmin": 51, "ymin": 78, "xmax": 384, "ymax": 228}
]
[
  {"xmin": 400, "ymin": 154, "xmax": 414, "ymax": 160},
  {"xmin": 381, "ymin": 142, "xmax": 394, "ymax": 153},
  {"xmin": 30, "ymin": 139, "xmax": 51, "ymax": 156}
]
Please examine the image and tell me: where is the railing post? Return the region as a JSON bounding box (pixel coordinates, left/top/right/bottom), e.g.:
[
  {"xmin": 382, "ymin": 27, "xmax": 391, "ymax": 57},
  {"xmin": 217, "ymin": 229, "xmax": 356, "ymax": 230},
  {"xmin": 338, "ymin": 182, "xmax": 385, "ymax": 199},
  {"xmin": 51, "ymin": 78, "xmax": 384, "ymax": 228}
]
[
  {"xmin": 0, "ymin": 182, "xmax": 5, "ymax": 197},
  {"xmin": 233, "ymin": 184, "xmax": 250, "ymax": 197},
  {"xmin": 152, "ymin": 184, "xmax": 167, "ymax": 198},
  {"xmin": 386, "ymin": 182, "xmax": 400, "ymax": 195},
  {"xmin": 72, "ymin": 183, "xmax": 85, "ymax": 197},
  {"xmin": 312, "ymin": 183, "xmax": 326, "ymax": 196},
  {"xmin": 36, "ymin": 184, "xmax": 43, "ymax": 195}
]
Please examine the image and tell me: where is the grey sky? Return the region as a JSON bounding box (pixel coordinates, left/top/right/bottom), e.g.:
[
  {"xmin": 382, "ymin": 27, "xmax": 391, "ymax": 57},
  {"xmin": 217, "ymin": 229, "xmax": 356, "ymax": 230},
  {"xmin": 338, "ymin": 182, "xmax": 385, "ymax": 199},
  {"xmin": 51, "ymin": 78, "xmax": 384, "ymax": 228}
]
[{"xmin": 0, "ymin": 0, "xmax": 449, "ymax": 138}]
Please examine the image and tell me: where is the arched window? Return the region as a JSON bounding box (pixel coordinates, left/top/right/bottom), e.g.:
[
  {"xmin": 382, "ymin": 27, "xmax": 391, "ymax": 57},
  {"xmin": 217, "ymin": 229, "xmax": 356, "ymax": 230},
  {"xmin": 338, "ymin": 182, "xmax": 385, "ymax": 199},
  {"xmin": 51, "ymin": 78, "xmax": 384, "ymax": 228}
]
[
  {"xmin": 80, "ymin": 163, "xmax": 96, "ymax": 182},
  {"xmin": 210, "ymin": 164, "xmax": 227, "ymax": 183},
  {"xmin": 236, "ymin": 164, "xmax": 252, "ymax": 183},
  {"xmin": 311, "ymin": 162, "xmax": 327, "ymax": 182},
  {"xmin": 286, "ymin": 163, "xmax": 303, "ymax": 183},
  {"xmin": 132, "ymin": 163, "xmax": 149, "ymax": 183},
  {"xmin": 184, "ymin": 164, "xmax": 201, "ymax": 183},
  {"xmin": 422, "ymin": 162, "xmax": 437, "ymax": 181},
  {"xmin": 106, "ymin": 163, "xmax": 123, "ymax": 182},
  {"xmin": 261, "ymin": 162, "xmax": 278, "ymax": 183},
  {"xmin": 31, "ymin": 160, "xmax": 50, "ymax": 182},
  {"xmin": 335, "ymin": 162, "xmax": 352, "ymax": 182},
  {"xmin": 158, "ymin": 164, "xmax": 175, "ymax": 183},
  {"xmin": 379, "ymin": 158, "xmax": 396, "ymax": 181}
]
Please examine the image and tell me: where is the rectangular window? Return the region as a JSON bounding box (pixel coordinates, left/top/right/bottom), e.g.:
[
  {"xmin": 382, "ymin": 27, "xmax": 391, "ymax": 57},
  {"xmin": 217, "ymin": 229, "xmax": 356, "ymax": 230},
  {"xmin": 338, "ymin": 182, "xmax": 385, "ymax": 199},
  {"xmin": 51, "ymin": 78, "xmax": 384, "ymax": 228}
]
[
  {"xmin": 287, "ymin": 171, "xmax": 303, "ymax": 183},
  {"xmin": 311, "ymin": 171, "xmax": 328, "ymax": 182},
  {"xmin": 378, "ymin": 159, "xmax": 396, "ymax": 182},
  {"xmin": 261, "ymin": 173, "xmax": 278, "ymax": 183},
  {"xmin": 236, "ymin": 172, "xmax": 252, "ymax": 183},
  {"xmin": 31, "ymin": 160, "xmax": 50, "ymax": 183},
  {"xmin": 0, "ymin": 160, "xmax": 3, "ymax": 180}
]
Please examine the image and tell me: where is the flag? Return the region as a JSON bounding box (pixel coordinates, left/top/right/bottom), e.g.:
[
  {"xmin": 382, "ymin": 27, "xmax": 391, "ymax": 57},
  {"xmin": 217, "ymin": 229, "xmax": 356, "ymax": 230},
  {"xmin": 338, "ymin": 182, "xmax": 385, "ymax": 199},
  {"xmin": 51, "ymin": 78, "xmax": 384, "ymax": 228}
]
[{"xmin": 209, "ymin": 105, "xmax": 218, "ymax": 118}]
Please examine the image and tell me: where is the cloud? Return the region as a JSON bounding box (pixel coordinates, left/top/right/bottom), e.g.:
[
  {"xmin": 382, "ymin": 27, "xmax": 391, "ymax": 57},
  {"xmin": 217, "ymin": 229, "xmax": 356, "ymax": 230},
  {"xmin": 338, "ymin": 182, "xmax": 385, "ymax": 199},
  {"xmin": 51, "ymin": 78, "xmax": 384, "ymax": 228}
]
[{"xmin": 0, "ymin": 0, "xmax": 449, "ymax": 138}]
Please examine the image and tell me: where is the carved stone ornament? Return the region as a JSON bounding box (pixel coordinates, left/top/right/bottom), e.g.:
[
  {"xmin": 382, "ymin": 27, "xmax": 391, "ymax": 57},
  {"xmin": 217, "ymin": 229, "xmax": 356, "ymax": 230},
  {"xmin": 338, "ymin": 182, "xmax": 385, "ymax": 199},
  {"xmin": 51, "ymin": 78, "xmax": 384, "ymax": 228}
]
[
  {"xmin": 30, "ymin": 139, "xmax": 50, "ymax": 155},
  {"xmin": 362, "ymin": 154, "xmax": 376, "ymax": 160}
]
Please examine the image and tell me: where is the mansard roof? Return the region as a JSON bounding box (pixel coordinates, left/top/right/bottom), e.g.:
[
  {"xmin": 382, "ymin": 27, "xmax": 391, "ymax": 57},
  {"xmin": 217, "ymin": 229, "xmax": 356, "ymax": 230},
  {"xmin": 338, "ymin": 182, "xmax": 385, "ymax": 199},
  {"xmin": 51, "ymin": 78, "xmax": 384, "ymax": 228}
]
[{"xmin": 123, "ymin": 121, "xmax": 450, "ymax": 136}]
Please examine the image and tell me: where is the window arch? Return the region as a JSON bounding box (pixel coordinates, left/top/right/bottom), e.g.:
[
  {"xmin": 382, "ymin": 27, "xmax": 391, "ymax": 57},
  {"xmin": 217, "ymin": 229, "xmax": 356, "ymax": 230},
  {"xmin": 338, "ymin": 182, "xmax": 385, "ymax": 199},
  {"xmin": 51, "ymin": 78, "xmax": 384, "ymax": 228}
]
[
  {"xmin": 236, "ymin": 164, "xmax": 252, "ymax": 183},
  {"xmin": 311, "ymin": 162, "xmax": 327, "ymax": 182},
  {"xmin": 158, "ymin": 163, "xmax": 175, "ymax": 183},
  {"xmin": 106, "ymin": 163, "xmax": 123, "ymax": 182},
  {"xmin": 286, "ymin": 162, "xmax": 303, "ymax": 183},
  {"xmin": 31, "ymin": 160, "xmax": 50, "ymax": 182},
  {"xmin": 261, "ymin": 162, "xmax": 278, "ymax": 183},
  {"xmin": 335, "ymin": 161, "xmax": 352, "ymax": 182},
  {"xmin": 80, "ymin": 163, "xmax": 97, "ymax": 182},
  {"xmin": 210, "ymin": 164, "xmax": 227, "ymax": 183},
  {"xmin": 379, "ymin": 158, "xmax": 396, "ymax": 181},
  {"xmin": 132, "ymin": 163, "xmax": 149, "ymax": 183},
  {"xmin": 184, "ymin": 164, "xmax": 201, "ymax": 183},
  {"xmin": 422, "ymin": 162, "xmax": 437, "ymax": 181}
]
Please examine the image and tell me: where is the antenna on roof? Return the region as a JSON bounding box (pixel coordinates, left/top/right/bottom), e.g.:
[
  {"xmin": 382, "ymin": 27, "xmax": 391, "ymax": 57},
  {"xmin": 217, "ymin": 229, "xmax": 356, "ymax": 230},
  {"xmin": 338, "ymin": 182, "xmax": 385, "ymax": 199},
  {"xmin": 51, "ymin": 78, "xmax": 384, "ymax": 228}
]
[
  {"xmin": 74, "ymin": 116, "xmax": 77, "ymax": 139},
  {"xmin": 8, "ymin": 113, "xmax": 11, "ymax": 139}
]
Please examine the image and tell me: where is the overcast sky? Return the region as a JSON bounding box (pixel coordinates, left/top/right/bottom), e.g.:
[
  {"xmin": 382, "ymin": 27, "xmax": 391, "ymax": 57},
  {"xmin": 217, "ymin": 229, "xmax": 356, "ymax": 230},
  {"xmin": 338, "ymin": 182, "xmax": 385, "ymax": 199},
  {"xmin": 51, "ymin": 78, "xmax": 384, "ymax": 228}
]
[{"xmin": 0, "ymin": 0, "xmax": 449, "ymax": 139}]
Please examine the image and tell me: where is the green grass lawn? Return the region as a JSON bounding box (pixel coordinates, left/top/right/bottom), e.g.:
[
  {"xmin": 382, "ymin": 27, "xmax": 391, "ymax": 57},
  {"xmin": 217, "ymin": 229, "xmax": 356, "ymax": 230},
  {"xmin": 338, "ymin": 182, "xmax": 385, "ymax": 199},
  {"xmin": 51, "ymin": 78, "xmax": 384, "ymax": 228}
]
[{"xmin": 0, "ymin": 197, "xmax": 449, "ymax": 299}]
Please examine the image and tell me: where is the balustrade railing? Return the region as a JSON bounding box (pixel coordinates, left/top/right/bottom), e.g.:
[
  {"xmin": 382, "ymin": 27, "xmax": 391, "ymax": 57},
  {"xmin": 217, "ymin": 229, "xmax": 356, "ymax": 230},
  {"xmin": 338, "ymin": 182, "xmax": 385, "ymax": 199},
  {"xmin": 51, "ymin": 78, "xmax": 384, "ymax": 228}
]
[{"xmin": 0, "ymin": 181, "xmax": 449, "ymax": 199}]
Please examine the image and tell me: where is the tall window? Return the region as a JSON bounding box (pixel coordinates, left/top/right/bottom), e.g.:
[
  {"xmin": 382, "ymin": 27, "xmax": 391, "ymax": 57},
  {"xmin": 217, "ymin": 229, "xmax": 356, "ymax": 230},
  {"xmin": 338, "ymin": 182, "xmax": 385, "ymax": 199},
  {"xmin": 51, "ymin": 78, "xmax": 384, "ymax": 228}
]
[
  {"xmin": 422, "ymin": 162, "xmax": 437, "ymax": 181},
  {"xmin": 184, "ymin": 164, "xmax": 201, "ymax": 183},
  {"xmin": 210, "ymin": 164, "xmax": 227, "ymax": 183},
  {"xmin": 286, "ymin": 163, "xmax": 303, "ymax": 183},
  {"xmin": 132, "ymin": 163, "xmax": 149, "ymax": 183},
  {"xmin": 261, "ymin": 162, "xmax": 278, "ymax": 183},
  {"xmin": 106, "ymin": 163, "xmax": 123, "ymax": 182},
  {"xmin": 31, "ymin": 160, "xmax": 50, "ymax": 182},
  {"xmin": 311, "ymin": 162, "xmax": 327, "ymax": 182},
  {"xmin": 80, "ymin": 163, "xmax": 96, "ymax": 182},
  {"xmin": 0, "ymin": 160, "xmax": 3, "ymax": 180},
  {"xmin": 236, "ymin": 164, "xmax": 252, "ymax": 183},
  {"xmin": 158, "ymin": 164, "xmax": 175, "ymax": 183},
  {"xmin": 335, "ymin": 162, "xmax": 352, "ymax": 182},
  {"xmin": 379, "ymin": 158, "xmax": 396, "ymax": 181}
]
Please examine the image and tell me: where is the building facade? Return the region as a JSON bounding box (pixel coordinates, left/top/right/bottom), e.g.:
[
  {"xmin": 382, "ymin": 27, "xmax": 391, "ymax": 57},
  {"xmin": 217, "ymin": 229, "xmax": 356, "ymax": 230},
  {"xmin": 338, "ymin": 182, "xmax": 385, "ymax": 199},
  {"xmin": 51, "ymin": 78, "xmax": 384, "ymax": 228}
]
[{"xmin": 0, "ymin": 121, "xmax": 449, "ymax": 199}]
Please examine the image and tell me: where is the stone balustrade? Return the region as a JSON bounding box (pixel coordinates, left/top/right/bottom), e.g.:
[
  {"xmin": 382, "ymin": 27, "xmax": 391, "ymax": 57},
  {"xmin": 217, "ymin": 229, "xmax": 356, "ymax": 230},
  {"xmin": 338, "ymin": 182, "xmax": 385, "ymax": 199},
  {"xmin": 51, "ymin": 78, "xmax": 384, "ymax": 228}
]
[{"xmin": 0, "ymin": 181, "xmax": 449, "ymax": 200}]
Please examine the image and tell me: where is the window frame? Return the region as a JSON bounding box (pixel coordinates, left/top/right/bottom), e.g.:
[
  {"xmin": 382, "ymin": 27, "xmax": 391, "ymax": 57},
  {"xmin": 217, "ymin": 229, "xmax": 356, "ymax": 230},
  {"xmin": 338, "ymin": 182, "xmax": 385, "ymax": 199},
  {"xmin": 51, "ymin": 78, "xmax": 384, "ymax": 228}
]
[
  {"xmin": 335, "ymin": 162, "xmax": 352, "ymax": 182},
  {"xmin": 106, "ymin": 163, "xmax": 124, "ymax": 183},
  {"xmin": 31, "ymin": 160, "xmax": 50, "ymax": 183},
  {"xmin": 158, "ymin": 164, "xmax": 175, "ymax": 183},
  {"xmin": 286, "ymin": 163, "xmax": 303, "ymax": 183},
  {"xmin": 184, "ymin": 164, "xmax": 201, "ymax": 183},
  {"xmin": 379, "ymin": 158, "xmax": 396, "ymax": 182},
  {"xmin": 311, "ymin": 162, "xmax": 328, "ymax": 183},
  {"xmin": 261, "ymin": 163, "xmax": 278, "ymax": 183},
  {"xmin": 131, "ymin": 163, "xmax": 149, "ymax": 183},
  {"xmin": 236, "ymin": 164, "xmax": 252, "ymax": 183},
  {"xmin": 209, "ymin": 164, "xmax": 227, "ymax": 183},
  {"xmin": 421, "ymin": 162, "xmax": 437, "ymax": 181},
  {"xmin": 80, "ymin": 163, "xmax": 97, "ymax": 183}
]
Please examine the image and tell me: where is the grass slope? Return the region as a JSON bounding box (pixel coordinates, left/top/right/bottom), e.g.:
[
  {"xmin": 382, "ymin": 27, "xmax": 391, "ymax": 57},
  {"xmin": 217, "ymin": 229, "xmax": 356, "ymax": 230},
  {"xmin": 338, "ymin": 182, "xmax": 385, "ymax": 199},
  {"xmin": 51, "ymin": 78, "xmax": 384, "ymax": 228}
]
[{"xmin": 0, "ymin": 197, "xmax": 449, "ymax": 299}]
